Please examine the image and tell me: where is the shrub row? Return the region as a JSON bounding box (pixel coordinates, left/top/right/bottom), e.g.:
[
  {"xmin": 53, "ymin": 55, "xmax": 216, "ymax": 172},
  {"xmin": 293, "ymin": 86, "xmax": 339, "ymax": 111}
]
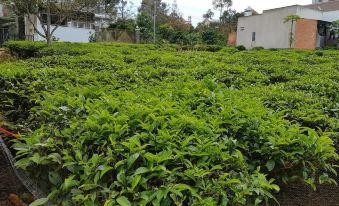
[{"xmin": 0, "ymin": 41, "xmax": 338, "ymax": 206}]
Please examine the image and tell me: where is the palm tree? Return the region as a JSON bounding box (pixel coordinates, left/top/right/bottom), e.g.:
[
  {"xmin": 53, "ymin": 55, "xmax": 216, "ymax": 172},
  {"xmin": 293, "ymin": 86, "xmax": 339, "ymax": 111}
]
[{"xmin": 284, "ymin": 14, "xmax": 300, "ymax": 48}]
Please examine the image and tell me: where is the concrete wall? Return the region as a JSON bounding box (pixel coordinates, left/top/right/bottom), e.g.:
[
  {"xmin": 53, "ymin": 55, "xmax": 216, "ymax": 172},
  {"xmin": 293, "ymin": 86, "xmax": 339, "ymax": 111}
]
[
  {"xmin": 295, "ymin": 19, "xmax": 318, "ymax": 49},
  {"xmin": 323, "ymin": 10, "xmax": 339, "ymax": 22},
  {"xmin": 34, "ymin": 21, "xmax": 95, "ymax": 42},
  {"xmin": 313, "ymin": 0, "xmax": 334, "ymax": 3},
  {"xmin": 237, "ymin": 6, "xmax": 298, "ymax": 49},
  {"xmin": 296, "ymin": 7, "xmax": 324, "ymax": 20},
  {"xmin": 236, "ymin": 6, "xmax": 324, "ymax": 49},
  {"xmin": 96, "ymin": 29, "xmax": 135, "ymax": 43}
]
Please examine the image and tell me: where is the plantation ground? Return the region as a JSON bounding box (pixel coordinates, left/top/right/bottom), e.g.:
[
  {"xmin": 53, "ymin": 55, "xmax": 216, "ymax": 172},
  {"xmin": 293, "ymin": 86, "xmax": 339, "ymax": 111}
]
[{"xmin": 0, "ymin": 42, "xmax": 338, "ymax": 206}]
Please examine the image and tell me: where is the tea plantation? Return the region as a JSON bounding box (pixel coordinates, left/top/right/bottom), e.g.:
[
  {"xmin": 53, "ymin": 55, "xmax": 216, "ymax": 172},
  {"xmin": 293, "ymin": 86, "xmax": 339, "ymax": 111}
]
[{"xmin": 0, "ymin": 41, "xmax": 338, "ymax": 206}]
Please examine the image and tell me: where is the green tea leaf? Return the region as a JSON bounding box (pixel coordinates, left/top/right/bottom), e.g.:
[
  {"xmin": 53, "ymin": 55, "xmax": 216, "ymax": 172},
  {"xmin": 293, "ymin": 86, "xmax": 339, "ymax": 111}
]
[{"xmin": 116, "ymin": 196, "xmax": 131, "ymax": 206}]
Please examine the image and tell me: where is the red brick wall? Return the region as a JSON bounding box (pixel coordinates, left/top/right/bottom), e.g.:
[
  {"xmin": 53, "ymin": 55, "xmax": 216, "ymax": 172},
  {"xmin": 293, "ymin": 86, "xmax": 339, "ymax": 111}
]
[
  {"xmin": 228, "ymin": 32, "xmax": 237, "ymax": 46},
  {"xmin": 295, "ymin": 19, "xmax": 318, "ymax": 50}
]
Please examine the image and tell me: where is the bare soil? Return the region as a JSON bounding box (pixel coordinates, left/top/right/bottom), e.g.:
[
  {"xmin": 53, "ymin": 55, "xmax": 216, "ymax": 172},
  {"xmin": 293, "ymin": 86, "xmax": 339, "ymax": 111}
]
[
  {"xmin": 0, "ymin": 139, "xmax": 29, "ymax": 206},
  {"xmin": 272, "ymin": 179, "xmax": 339, "ymax": 206},
  {"xmin": 0, "ymin": 49, "xmax": 13, "ymax": 61}
]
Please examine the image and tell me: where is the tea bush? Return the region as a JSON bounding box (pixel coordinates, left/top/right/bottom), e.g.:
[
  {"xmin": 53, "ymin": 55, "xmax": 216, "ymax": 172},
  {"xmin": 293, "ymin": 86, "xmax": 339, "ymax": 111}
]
[{"xmin": 1, "ymin": 41, "xmax": 338, "ymax": 206}]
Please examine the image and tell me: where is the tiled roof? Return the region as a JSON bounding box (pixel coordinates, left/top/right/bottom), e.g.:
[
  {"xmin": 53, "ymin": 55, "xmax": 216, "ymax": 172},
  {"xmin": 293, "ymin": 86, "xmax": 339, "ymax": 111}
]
[{"xmin": 304, "ymin": 1, "xmax": 339, "ymax": 12}]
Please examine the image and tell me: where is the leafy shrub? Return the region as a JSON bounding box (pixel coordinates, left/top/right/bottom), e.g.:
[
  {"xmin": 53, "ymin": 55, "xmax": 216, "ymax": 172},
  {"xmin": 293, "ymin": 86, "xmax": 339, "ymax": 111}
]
[
  {"xmin": 252, "ymin": 46, "xmax": 264, "ymax": 51},
  {"xmin": 5, "ymin": 41, "xmax": 94, "ymax": 57},
  {"xmin": 179, "ymin": 44, "xmax": 223, "ymax": 52},
  {"xmin": 201, "ymin": 30, "xmax": 226, "ymax": 45},
  {"xmin": 236, "ymin": 45, "xmax": 246, "ymax": 51},
  {"xmin": 315, "ymin": 51, "xmax": 324, "ymax": 57},
  {"xmin": 4, "ymin": 40, "xmax": 47, "ymax": 58},
  {"xmin": 0, "ymin": 41, "xmax": 338, "ymax": 206}
]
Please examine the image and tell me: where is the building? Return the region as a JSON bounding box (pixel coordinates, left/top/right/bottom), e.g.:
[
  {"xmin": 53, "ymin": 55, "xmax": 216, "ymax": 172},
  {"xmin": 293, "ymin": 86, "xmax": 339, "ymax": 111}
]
[
  {"xmin": 24, "ymin": 3, "xmax": 115, "ymax": 43},
  {"xmin": 313, "ymin": 0, "xmax": 337, "ymax": 4},
  {"xmin": 236, "ymin": 1, "xmax": 339, "ymax": 49},
  {"xmin": 26, "ymin": 13, "xmax": 97, "ymax": 42}
]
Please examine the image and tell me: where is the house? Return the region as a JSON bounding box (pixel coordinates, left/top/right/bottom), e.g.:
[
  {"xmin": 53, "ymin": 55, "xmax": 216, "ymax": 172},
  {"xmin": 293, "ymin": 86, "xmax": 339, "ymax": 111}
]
[
  {"xmin": 236, "ymin": 1, "xmax": 339, "ymax": 49},
  {"xmin": 25, "ymin": 4, "xmax": 115, "ymax": 43}
]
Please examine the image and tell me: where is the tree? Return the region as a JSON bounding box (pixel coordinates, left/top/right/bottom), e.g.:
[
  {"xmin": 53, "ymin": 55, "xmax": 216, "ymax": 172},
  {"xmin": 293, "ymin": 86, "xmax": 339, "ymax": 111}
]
[
  {"xmin": 0, "ymin": 15, "xmax": 16, "ymax": 29},
  {"xmin": 203, "ymin": 9, "xmax": 214, "ymax": 21},
  {"xmin": 109, "ymin": 18, "xmax": 135, "ymax": 31},
  {"xmin": 284, "ymin": 14, "xmax": 300, "ymax": 48},
  {"xmin": 4, "ymin": 0, "xmax": 99, "ymax": 45},
  {"xmin": 102, "ymin": 0, "xmax": 119, "ymax": 14},
  {"xmin": 221, "ymin": 9, "xmax": 243, "ymax": 33},
  {"xmin": 137, "ymin": 11, "xmax": 153, "ymax": 42},
  {"xmin": 169, "ymin": 0, "xmax": 181, "ymax": 18},
  {"xmin": 139, "ymin": 0, "xmax": 169, "ymax": 25},
  {"xmin": 117, "ymin": 0, "xmax": 135, "ymax": 20},
  {"xmin": 212, "ymin": 0, "xmax": 232, "ymax": 24}
]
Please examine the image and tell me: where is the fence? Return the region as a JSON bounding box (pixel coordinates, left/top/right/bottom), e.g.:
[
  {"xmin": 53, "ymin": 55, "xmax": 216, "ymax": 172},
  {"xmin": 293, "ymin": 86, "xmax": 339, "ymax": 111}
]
[
  {"xmin": 0, "ymin": 28, "xmax": 34, "ymax": 46},
  {"xmin": 0, "ymin": 28, "xmax": 9, "ymax": 46}
]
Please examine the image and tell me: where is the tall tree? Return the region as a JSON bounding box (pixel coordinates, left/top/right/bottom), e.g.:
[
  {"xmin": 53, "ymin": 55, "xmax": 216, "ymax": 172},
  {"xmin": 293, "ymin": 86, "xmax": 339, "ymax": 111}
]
[
  {"xmin": 284, "ymin": 14, "xmax": 300, "ymax": 48},
  {"xmin": 137, "ymin": 11, "xmax": 152, "ymax": 42},
  {"xmin": 102, "ymin": 0, "xmax": 120, "ymax": 14},
  {"xmin": 139, "ymin": 0, "xmax": 168, "ymax": 24},
  {"xmin": 212, "ymin": 0, "xmax": 232, "ymax": 24},
  {"xmin": 117, "ymin": 0, "xmax": 128, "ymax": 20},
  {"xmin": 202, "ymin": 9, "xmax": 214, "ymax": 21},
  {"xmin": 4, "ymin": 0, "xmax": 99, "ymax": 45},
  {"xmin": 169, "ymin": 0, "xmax": 180, "ymax": 18},
  {"xmin": 221, "ymin": 9, "xmax": 243, "ymax": 32}
]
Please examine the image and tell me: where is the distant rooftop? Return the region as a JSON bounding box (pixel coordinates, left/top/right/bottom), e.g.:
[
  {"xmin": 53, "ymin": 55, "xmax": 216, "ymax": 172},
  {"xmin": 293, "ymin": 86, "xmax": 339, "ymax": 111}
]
[{"xmin": 304, "ymin": 1, "xmax": 339, "ymax": 12}]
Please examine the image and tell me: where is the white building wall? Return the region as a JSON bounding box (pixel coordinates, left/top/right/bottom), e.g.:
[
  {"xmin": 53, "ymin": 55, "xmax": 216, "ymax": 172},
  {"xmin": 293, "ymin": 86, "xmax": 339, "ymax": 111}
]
[
  {"xmin": 236, "ymin": 6, "xmax": 324, "ymax": 49},
  {"xmin": 296, "ymin": 7, "xmax": 324, "ymax": 20},
  {"xmin": 35, "ymin": 21, "xmax": 95, "ymax": 43},
  {"xmin": 323, "ymin": 10, "xmax": 339, "ymax": 22},
  {"xmin": 237, "ymin": 6, "xmax": 298, "ymax": 49},
  {"xmin": 312, "ymin": 0, "xmax": 339, "ymax": 3}
]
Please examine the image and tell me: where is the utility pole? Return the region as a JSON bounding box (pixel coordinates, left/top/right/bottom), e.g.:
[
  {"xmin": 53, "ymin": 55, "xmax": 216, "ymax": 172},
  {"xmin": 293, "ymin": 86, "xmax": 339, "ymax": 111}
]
[{"xmin": 153, "ymin": 0, "xmax": 156, "ymax": 44}]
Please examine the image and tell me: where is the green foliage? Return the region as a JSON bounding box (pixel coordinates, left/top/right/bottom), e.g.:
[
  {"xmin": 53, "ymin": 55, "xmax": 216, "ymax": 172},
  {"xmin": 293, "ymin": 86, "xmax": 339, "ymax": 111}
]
[
  {"xmin": 252, "ymin": 46, "xmax": 264, "ymax": 51},
  {"xmin": 236, "ymin": 45, "xmax": 246, "ymax": 51},
  {"xmin": 4, "ymin": 40, "xmax": 47, "ymax": 58},
  {"xmin": 201, "ymin": 30, "xmax": 227, "ymax": 45},
  {"xmin": 180, "ymin": 44, "xmax": 223, "ymax": 52},
  {"xmin": 137, "ymin": 12, "xmax": 153, "ymax": 43},
  {"xmin": 0, "ymin": 41, "xmax": 338, "ymax": 205},
  {"xmin": 109, "ymin": 19, "xmax": 136, "ymax": 32}
]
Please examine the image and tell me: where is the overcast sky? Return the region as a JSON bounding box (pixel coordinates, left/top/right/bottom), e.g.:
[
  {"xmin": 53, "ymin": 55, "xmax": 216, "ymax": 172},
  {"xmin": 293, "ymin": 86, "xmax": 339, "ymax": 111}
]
[{"xmin": 132, "ymin": 0, "xmax": 312, "ymax": 24}]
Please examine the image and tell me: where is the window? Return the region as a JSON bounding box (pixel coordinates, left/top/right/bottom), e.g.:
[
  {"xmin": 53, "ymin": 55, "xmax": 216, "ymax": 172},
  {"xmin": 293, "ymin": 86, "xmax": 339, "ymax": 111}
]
[{"xmin": 252, "ymin": 32, "xmax": 256, "ymax": 41}]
